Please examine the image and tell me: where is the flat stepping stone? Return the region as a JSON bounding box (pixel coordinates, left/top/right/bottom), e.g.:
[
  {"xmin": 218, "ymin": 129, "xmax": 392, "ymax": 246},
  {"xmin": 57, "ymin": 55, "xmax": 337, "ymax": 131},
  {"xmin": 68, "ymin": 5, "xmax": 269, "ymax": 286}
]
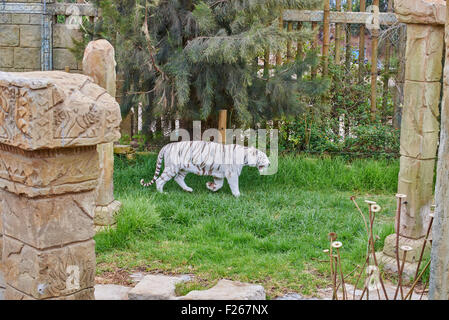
[
  {"xmin": 128, "ymin": 275, "xmax": 191, "ymax": 300},
  {"xmin": 274, "ymin": 293, "xmax": 304, "ymax": 300},
  {"xmin": 95, "ymin": 284, "xmax": 132, "ymax": 300},
  {"xmin": 178, "ymin": 279, "xmax": 266, "ymax": 300}
]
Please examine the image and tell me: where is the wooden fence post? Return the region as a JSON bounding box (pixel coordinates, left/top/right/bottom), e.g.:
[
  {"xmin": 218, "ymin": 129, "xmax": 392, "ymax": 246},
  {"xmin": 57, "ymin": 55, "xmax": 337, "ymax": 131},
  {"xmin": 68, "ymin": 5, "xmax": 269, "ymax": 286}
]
[
  {"xmin": 296, "ymin": 22, "xmax": 303, "ymax": 60},
  {"xmin": 311, "ymin": 22, "xmax": 318, "ymax": 79},
  {"xmin": 382, "ymin": 0, "xmax": 393, "ymax": 114},
  {"xmin": 287, "ymin": 21, "xmax": 294, "ymax": 62},
  {"xmin": 335, "ymin": 0, "xmax": 343, "ymax": 65},
  {"xmin": 276, "ymin": 16, "xmax": 284, "ymax": 65},
  {"xmin": 345, "ymin": 0, "xmax": 353, "ymax": 73},
  {"xmin": 359, "ymin": 0, "xmax": 366, "ymax": 82},
  {"xmin": 323, "ymin": 0, "xmax": 331, "ymax": 76},
  {"xmin": 218, "ymin": 110, "xmax": 227, "ymax": 144},
  {"xmin": 370, "ymin": 0, "xmax": 380, "ymax": 121}
]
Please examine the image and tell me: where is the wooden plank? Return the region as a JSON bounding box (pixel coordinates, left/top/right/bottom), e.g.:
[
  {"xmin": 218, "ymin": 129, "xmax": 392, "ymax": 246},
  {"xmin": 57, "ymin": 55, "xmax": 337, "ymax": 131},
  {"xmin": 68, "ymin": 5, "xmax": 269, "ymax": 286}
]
[{"xmin": 283, "ymin": 10, "xmax": 397, "ymax": 25}]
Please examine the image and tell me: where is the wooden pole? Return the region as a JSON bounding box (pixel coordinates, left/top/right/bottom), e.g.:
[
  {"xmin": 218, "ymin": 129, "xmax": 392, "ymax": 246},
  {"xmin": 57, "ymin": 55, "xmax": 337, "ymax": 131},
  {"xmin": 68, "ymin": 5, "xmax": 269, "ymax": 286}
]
[
  {"xmin": 323, "ymin": 0, "xmax": 331, "ymax": 76},
  {"xmin": 287, "ymin": 21, "xmax": 294, "ymax": 62},
  {"xmin": 382, "ymin": 0, "xmax": 393, "ymax": 115},
  {"xmin": 218, "ymin": 109, "xmax": 227, "ymax": 144},
  {"xmin": 359, "ymin": 0, "xmax": 366, "ymax": 82},
  {"xmin": 311, "ymin": 22, "xmax": 318, "ymax": 79},
  {"xmin": 370, "ymin": 0, "xmax": 380, "ymax": 121},
  {"xmin": 345, "ymin": 0, "xmax": 353, "ymax": 73},
  {"xmin": 276, "ymin": 16, "xmax": 284, "ymax": 65},
  {"xmin": 335, "ymin": 0, "xmax": 343, "ymax": 65},
  {"xmin": 296, "ymin": 22, "xmax": 303, "ymax": 60}
]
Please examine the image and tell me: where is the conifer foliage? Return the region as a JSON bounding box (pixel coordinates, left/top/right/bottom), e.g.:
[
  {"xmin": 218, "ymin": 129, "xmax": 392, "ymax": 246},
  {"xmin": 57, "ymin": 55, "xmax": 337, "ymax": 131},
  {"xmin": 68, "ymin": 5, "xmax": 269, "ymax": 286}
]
[{"xmin": 77, "ymin": 0, "xmax": 328, "ymax": 128}]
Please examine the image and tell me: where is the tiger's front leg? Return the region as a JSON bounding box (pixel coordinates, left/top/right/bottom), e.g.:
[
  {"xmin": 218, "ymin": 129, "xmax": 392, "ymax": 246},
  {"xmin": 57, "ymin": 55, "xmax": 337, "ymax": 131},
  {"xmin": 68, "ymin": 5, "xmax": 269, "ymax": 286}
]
[
  {"xmin": 206, "ymin": 177, "xmax": 224, "ymax": 192},
  {"xmin": 226, "ymin": 174, "xmax": 240, "ymax": 197}
]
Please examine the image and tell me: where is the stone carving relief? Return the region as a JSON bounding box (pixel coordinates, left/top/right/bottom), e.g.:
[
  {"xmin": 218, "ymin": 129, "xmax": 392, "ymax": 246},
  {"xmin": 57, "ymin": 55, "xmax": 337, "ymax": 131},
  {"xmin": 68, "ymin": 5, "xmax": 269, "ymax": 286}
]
[
  {"xmin": 0, "ymin": 72, "xmax": 121, "ymax": 150},
  {"xmin": 15, "ymin": 90, "xmax": 31, "ymax": 137}
]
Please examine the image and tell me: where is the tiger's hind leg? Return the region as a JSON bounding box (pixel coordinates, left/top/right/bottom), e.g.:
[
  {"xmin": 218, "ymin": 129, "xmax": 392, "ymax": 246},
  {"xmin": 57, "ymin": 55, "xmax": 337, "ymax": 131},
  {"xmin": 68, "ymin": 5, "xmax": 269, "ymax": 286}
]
[
  {"xmin": 155, "ymin": 169, "xmax": 176, "ymax": 193},
  {"xmin": 206, "ymin": 177, "xmax": 224, "ymax": 192},
  {"xmin": 174, "ymin": 171, "xmax": 193, "ymax": 193}
]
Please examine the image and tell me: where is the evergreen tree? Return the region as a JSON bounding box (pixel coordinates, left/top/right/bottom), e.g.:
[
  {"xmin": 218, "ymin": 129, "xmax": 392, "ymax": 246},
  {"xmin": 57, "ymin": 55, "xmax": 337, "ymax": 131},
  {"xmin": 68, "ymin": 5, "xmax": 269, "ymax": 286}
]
[{"xmin": 74, "ymin": 0, "xmax": 329, "ymax": 131}]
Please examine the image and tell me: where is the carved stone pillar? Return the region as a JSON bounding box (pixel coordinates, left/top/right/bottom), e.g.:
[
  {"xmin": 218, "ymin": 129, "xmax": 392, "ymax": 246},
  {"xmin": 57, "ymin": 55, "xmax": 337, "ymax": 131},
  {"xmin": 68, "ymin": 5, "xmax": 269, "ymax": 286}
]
[
  {"xmin": 377, "ymin": 0, "xmax": 445, "ymax": 279},
  {"xmin": 82, "ymin": 39, "xmax": 122, "ymax": 231},
  {"xmin": 429, "ymin": 0, "xmax": 449, "ymax": 300},
  {"xmin": 0, "ymin": 71, "xmax": 121, "ymax": 300}
]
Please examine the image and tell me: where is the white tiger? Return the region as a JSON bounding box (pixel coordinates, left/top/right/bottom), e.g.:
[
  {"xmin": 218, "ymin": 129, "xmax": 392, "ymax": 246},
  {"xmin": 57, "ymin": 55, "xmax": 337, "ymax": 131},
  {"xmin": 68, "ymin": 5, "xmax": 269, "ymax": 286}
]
[{"xmin": 140, "ymin": 141, "xmax": 270, "ymax": 197}]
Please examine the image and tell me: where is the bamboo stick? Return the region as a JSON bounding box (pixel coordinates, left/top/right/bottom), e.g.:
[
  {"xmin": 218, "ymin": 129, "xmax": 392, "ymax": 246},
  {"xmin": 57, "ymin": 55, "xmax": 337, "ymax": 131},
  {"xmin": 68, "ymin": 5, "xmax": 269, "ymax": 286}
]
[
  {"xmin": 323, "ymin": 0, "xmax": 331, "ymax": 76},
  {"xmin": 359, "ymin": 0, "xmax": 366, "ymax": 82},
  {"xmin": 370, "ymin": 0, "xmax": 380, "ymax": 121},
  {"xmin": 335, "ymin": 0, "xmax": 343, "ymax": 65}
]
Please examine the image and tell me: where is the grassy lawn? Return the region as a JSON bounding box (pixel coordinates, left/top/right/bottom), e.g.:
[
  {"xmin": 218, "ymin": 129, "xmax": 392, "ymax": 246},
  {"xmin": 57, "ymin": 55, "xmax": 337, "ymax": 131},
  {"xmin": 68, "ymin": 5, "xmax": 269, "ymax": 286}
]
[{"xmin": 95, "ymin": 153, "xmax": 399, "ymax": 298}]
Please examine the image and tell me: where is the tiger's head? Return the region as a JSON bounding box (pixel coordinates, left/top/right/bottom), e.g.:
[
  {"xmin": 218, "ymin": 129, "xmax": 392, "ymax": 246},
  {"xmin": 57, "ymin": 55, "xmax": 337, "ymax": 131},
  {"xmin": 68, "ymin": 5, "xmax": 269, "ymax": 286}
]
[{"xmin": 247, "ymin": 147, "xmax": 270, "ymax": 174}]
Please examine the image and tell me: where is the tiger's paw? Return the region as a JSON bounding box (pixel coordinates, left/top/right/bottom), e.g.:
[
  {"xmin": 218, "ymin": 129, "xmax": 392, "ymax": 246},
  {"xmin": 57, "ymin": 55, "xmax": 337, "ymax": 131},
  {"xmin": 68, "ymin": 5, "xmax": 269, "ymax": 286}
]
[
  {"xmin": 184, "ymin": 187, "xmax": 193, "ymax": 193},
  {"xmin": 206, "ymin": 182, "xmax": 217, "ymax": 192}
]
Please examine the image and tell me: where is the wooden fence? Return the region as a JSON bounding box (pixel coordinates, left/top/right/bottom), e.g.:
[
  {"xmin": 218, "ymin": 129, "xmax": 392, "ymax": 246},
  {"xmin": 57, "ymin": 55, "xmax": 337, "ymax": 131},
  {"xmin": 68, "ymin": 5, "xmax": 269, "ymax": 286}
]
[{"xmin": 275, "ymin": 0, "xmax": 403, "ymax": 126}]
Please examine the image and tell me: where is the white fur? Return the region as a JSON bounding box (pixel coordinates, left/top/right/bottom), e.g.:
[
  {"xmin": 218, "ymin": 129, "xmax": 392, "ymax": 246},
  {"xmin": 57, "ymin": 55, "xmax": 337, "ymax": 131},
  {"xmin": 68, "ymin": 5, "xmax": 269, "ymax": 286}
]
[{"xmin": 140, "ymin": 141, "xmax": 270, "ymax": 197}]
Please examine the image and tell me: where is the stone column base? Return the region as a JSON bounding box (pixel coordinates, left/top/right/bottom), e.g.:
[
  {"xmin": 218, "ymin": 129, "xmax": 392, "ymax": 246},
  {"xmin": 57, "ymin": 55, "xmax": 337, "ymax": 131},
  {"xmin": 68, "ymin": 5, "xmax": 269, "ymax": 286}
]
[
  {"xmin": 376, "ymin": 233, "xmax": 431, "ymax": 283},
  {"xmin": 94, "ymin": 200, "xmax": 122, "ymax": 231}
]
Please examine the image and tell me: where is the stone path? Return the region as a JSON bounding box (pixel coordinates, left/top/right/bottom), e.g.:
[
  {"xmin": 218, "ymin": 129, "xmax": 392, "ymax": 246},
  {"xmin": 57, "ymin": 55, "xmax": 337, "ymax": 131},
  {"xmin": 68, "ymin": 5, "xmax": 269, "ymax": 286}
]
[{"xmin": 93, "ymin": 273, "xmax": 428, "ymax": 300}]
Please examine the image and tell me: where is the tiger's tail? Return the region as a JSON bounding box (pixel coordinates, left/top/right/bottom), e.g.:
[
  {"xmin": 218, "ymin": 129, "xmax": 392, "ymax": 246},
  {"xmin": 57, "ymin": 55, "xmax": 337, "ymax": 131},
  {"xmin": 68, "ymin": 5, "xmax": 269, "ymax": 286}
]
[{"xmin": 140, "ymin": 145, "xmax": 167, "ymax": 187}]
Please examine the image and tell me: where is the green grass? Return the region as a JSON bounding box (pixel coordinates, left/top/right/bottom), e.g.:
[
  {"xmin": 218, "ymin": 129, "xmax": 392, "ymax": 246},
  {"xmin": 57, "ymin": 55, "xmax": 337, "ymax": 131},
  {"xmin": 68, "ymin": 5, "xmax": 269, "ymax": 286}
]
[{"xmin": 95, "ymin": 153, "xmax": 399, "ymax": 298}]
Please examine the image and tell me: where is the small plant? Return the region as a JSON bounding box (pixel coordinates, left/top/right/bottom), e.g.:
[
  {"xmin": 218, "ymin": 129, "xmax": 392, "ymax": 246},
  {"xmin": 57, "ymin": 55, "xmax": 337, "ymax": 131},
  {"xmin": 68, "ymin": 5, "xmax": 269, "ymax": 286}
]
[
  {"xmin": 119, "ymin": 133, "xmax": 131, "ymax": 145},
  {"xmin": 323, "ymin": 195, "xmax": 434, "ymax": 300},
  {"xmin": 132, "ymin": 134, "xmax": 148, "ymax": 152}
]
